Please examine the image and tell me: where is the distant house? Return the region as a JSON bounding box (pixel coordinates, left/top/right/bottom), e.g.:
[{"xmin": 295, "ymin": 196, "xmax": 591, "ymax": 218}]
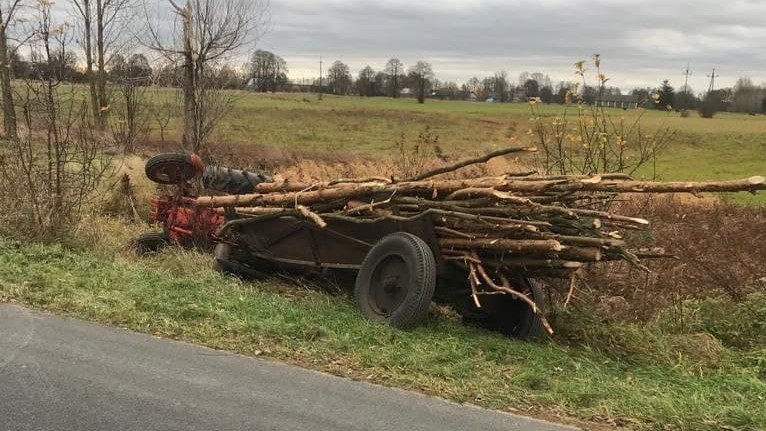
[{"xmin": 595, "ymin": 94, "xmax": 639, "ymax": 109}]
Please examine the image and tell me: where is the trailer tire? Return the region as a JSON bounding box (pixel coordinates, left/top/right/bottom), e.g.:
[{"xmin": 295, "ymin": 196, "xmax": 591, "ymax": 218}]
[
  {"xmin": 355, "ymin": 232, "xmax": 436, "ymax": 329},
  {"xmin": 463, "ymin": 277, "xmax": 548, "ymax": 340},
  {"xmin": 145, "ymin": 153, "xmax": 201, "ymax": 184},
  {"xmin": 136, "ymin": 232, "xmax": 169, "ymax": 254}
]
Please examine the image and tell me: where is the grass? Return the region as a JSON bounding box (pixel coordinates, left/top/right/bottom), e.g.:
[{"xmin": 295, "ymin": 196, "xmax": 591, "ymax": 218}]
[{"xmin": 1, "ymin": 236, "xmax": 765, "ymax": 431}]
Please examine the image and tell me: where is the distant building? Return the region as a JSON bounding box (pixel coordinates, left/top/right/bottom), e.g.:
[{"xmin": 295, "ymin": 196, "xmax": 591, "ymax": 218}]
[{"xmin": 595, "ymin": 94, "xmax": 639, "ymax": 109}]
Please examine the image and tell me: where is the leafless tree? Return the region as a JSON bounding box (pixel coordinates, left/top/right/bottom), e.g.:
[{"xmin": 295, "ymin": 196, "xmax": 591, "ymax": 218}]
[
  {"xmin": 145, "ymin": 0, "xmax": 269, "ymax": 153},
  {"xmin": 0, "ymin": 0, "xmax": 110, "ymax": 238},
  {"xmin": 408, "ymin": 61, "xmax": 433, "ymax": 104},
  {"xmin": 384, "ymin": 58, "xmax": 403, "ymax": 98},
  {"xmin": 326, "ymin": 60, "xmax": 351, "ymax": 95},
  {"xmin": 248, "ymin": 49, "xmax": 287, "ymax": 92},
  {"xmin": 70, "ymin": 0, "xmax": 138, "ymax": 131},
  {"xmin": 0, "ymin": 0, "xmax": 28, "ymax": 139}
]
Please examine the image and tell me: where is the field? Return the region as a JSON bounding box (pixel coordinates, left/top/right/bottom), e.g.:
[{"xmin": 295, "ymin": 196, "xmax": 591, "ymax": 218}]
[
  {"xmin": 2, "ymin": 91, "xmax": 766, "ymax": 430},
  {"xmin": 146, "ymin": 92, "xmax": 766, "ymax": 204}
]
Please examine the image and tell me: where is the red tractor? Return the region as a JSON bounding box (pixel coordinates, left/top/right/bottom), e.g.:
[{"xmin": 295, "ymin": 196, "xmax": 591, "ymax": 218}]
[{"xmin": 136, "ymin": 153, "xmax": 270, "ymax": 254}]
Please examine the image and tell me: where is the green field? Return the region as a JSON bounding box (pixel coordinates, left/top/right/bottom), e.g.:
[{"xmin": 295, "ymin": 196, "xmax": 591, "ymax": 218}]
[{"xmin": 147, "ymin": 91, "xmax": 766, "ymax": 203}]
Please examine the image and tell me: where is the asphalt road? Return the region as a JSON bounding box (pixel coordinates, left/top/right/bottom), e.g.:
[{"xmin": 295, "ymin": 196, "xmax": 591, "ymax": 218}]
[{"xmin": 0, "ymin": 304, "xmax": 578, "ymax": 431}]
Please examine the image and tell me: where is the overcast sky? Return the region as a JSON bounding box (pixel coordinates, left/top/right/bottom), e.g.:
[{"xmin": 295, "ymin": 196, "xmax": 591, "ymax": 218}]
[{"xmin": 255, "ymin": 0, "xmax": 766, "ymax": 93}]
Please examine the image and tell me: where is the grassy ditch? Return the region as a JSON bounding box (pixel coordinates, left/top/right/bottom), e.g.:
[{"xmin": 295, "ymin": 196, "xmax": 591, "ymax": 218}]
[{"xmin": 1, "ymin": 237, "xmax": 764, "ymax": 430}]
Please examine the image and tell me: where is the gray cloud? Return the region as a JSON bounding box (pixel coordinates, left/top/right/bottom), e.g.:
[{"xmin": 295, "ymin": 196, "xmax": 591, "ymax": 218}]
[{"xmin": 256, "ymin": 0, "xmax": 766, "ymax": 92}]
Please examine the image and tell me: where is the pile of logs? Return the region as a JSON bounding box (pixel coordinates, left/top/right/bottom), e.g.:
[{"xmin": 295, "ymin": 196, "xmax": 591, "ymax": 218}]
[{"xmin": 196, "ymin": 146, "xmax": 766, "ymax": 334}]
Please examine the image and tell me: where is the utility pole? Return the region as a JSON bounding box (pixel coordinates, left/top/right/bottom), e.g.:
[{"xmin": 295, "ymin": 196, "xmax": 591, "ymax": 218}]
[
  {"xmin": 707, "ymin": 68, "xmax": 719, "ymax": 94},
  {"xmin": 681, "ymin": 65, "xmax": 691, "ymax": 111},
  {"xmin": 318, "ymin": 56, "xmax": 323, "ymax": 100}
]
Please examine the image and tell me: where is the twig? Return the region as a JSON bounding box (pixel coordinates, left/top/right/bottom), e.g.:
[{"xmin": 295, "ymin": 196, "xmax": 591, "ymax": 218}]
[{"xmin": 407, "ymin": 146, "xmax": 538, "ymax": 181}]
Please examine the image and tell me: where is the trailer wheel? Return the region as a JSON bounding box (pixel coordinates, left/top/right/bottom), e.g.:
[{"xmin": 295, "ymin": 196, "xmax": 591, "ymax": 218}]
[
  {"xmin": 464, "ymin": 277, "xmax": 548, "ymax": 340},
  {"xmin": 136, "ymin": 232, "xmax": 169, "ymax": 254},
  {"xmin": 145, "ymin": 153, "xmax": 202, "ymax": 184},
  {"xmin": 355, "ymin": 232, "xmax": 436, "ymax": 329},
  {"xmin": 213, "ymin": 242, "xmax": 269, "ymax": 278}
]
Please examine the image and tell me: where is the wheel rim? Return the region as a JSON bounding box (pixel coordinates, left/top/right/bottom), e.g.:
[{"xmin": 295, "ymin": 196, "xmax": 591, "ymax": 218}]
[
  {"xmin": 150, "ymin": 161, "xmax": 196, "ymax": 184},
  {"xmin": 368, "ymin": 255, "xmax": 409, "ymax": 316}
]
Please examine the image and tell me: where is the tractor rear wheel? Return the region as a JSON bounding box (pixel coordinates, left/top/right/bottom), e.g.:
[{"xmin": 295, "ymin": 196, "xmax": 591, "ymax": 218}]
[
  {"xmin": 354, "ymin": 232, "xmax": 436, "ymax": 329},
  {"xmin": 145, "ymin": 153, "xmax": 202, "ymax": 184}
]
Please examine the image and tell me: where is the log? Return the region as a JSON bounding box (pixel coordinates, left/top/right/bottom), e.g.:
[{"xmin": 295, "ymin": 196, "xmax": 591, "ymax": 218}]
[
  {"xmin": 439, "ymin": 238, "xmax": 563, "ymax": 253},
  {"xmin": 200, "ymin": 175, "xmax": 766, "ymax": 208}
]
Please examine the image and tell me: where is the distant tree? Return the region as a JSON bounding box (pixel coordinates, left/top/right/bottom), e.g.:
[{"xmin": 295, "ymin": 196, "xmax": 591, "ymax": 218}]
[
  {"xmin": 675, "ymin": 85, "xmax": 698, "ymax": 111},
  {"xmin": 698, "ymin": 89, "xmax": 726, "ymax": 118},
  {"xmin": 762, "ymin": 96, "xmax": 766, "ymax": 113},
  {"xmin": 127, "ymin": 53, "xmax": 152, "ymax": 82},
  {"xmin": 357, "ymin": 65, "xmax": 376, "ymax": 97},
  {"xmin": 327, "ymin": 60, "xmax": 351, "ymax": 95},
  {"xmin": 524, "ymin": 78, "xmax": 539, "ymax": 98},
  {"xmin": 732, "ymin": 77, "xmax": 764, "ymax": 113},
  {"xmin": 657, "ymin": 80, "xmax": 674, "ymax": 110},
  {"xmin": 494, "ymin": 71, "xmax": 508, "ymax": 102},
  {"xmin": 109, "ymin": 53, "xmax": 127, "ymax": 79},
  {"xmin": 384, "ymin": 58, "xmax": 404, "ymax": 98},
  {"xmin": 408, "ymin": 61, "xmax": 433, "ymax": 104},
  {"xmin": 630, "ymin": 88, "xmax": 652, "ymax": 107},
  {"xmin": 540, "ymin": 86, "xmax": 553, "ymax": 103},
  {"xmin": 248, "ymin": 50, "xmax": 288, "ymax": 92},
  {"xmin": 463, "ymin": 76, "xmax": 480, "ymax": 99}
]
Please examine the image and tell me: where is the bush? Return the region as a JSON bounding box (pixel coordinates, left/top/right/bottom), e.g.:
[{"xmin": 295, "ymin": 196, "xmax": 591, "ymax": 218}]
[{"xmin": 698, "ymin": 90, "xmax": 727, "ymax": 118}]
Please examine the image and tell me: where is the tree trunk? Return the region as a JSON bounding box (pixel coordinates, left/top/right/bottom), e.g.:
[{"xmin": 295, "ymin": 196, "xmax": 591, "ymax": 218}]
[
  {"xmin": 81, "ymin": 0, "xmax": 101, "ymax": 129},
  {"xmin": 0, "ymin": 22, "xmax": 17, "ymax": 139},
  {"xmin": 95, "ymin": 0, "xmax": 108, "ymax": 131},
  {"xmin": 179, "ymin": 2, "xmax": 198, "ymax": 152}
]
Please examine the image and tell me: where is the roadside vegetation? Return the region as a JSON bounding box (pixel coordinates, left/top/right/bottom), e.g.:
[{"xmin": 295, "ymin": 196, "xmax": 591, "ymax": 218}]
[{"xmin": 1, "ymin": 232, "xmax": 764, "ymax": 431}]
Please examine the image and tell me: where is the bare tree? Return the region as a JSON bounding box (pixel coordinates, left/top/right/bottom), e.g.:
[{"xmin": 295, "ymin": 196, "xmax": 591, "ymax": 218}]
[
  {"xmin": 70, "ymin": 0, "xmax": 137, "ymax": 131},
  {"xmin": 384, "ymin": 58, "xmax": 403, "ymax": 98},
  {"xmin": 408, "ymin": 61, "xmax": 433, "ymax": 104},
  {"xmin": 145, "ymin": 0, "xmax": 268, "ymax": 152},
  {"xmin": 0, "ymin": 0, "xmax": 27, "ymax": 139},
  {"xmin": 1, "ymin": 0, "xmax": 110, "ymax": 238},
  {"xmin": 326, "ymin": 60, "xmax": 350, "ymax": 95},
  {"xmin": 248, "ymin": 49, "xmax": 287, "ymax": 92}
]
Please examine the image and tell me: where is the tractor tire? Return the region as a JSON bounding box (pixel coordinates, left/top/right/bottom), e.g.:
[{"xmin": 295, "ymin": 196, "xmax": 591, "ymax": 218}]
[
  {"xmin": 202, "ymin": 166, "xmax": 272, "ymax": 194},
  {"xmin": 461, "ymin": 277, "xmax": 548, "ymax": 340},
  {"xmin": 136, "ymin": 232, "xmax": 169, "ymax": 254},
  {"xmin": 354, "ymin": 232, "xmax": 436, "ymax": 329},
  {"xmin": 145, "ymin": 153, "xmax": 201, "ymax": 184}
]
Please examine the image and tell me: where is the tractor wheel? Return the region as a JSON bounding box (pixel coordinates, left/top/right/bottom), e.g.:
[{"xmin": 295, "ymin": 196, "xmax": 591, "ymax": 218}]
[
  {"xmin": 136, "ymin": 232, "xmax": 169, "ymax": 254},
  {"xmin": 145, "ymin": 153, "xmax": 202, "ymax": 185},
  {"xmin": 354, "ymin": 232, "xmax": 436, "ymax": 329},
  {"xmin": 462, "ymin": 277, "xmax": 548, "ymax": 340},
  {"xmin": 202, "ymin": 166, "xmax": 272, "ymax": 194}
]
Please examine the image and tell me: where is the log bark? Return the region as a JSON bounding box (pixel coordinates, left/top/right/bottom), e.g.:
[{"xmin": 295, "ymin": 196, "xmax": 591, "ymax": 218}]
[{"xmin": 439, "ymin": 238, "xmax": 563, "ymax": 253}]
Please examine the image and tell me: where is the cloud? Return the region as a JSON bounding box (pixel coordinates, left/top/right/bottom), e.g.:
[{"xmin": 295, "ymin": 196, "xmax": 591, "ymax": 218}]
[{"xmin": 249, "ymin": 0, "xmax": 766, "ymax": 91}]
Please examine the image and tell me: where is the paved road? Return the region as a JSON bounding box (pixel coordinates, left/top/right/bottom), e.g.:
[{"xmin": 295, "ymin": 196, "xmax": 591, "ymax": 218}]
[{"xmin": 0, "ymin": 304, "xmax": 578, "ymax": 431}]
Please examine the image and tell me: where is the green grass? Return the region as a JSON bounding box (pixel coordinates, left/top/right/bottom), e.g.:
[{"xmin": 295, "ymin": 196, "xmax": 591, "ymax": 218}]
[{"xmin": 1, "ymin": 238, "xmax": 764, "ymax": 431}]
